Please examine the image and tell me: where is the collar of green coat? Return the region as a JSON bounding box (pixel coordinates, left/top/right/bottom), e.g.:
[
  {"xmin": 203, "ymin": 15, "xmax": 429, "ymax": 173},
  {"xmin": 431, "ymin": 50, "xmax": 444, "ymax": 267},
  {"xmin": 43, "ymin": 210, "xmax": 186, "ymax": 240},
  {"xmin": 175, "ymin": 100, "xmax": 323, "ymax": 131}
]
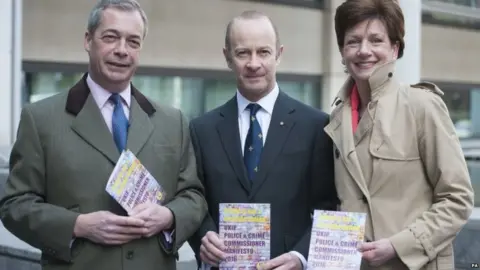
[{"xmin": 65, "ymin": 73, "xmax": 156, "ymax": 116}]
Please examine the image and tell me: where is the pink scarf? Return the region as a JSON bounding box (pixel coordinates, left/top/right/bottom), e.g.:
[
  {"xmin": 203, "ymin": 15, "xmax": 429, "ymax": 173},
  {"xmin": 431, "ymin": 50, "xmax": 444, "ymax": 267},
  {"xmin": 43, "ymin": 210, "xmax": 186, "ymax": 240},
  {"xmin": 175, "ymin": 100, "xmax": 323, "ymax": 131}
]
[{"xmin": 350, "ymin": 84, "xmax": 360, "ymax": 133}]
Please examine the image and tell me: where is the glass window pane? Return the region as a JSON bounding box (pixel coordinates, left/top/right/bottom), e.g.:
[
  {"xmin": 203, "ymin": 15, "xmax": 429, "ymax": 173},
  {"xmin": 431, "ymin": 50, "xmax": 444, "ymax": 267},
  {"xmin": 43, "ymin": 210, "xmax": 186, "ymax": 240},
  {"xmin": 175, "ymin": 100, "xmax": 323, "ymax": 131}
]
[
  {"xmin": 131, "ymin": 75, "xmax": 204, "ymax": 120},
  {"xmin": 422, "ymin": 0, "xmax": 480, "ymax": 29},
  {"xmin": 29, "ymin": 72, "xmax": 83, "ymax": 103},
  {"xmin": 278, "ymin": 81, "xmax": 321, "ymax": 108},
  {"xmin": 466, "ymin": 160, "xmax": 480, "ymax": 207},
  {"xmin": 203, "ymin": 79, "xmax": 237, "ymax": 112},
  {"xmin": 202, "ymin": 79, "xmax": 322, "ymax": 113},
  {"xmin": 25, "ymin": 72, "xmax": 323, "ymax": 119}
]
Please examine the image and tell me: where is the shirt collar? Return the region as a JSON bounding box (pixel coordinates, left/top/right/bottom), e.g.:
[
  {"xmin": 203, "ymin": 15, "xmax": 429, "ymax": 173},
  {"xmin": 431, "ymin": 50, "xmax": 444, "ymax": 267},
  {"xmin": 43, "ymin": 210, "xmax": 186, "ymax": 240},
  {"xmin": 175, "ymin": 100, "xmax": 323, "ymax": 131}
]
[
  {"xmin": 236, "ymin": 83, "xmax": 279, "ymax": 115},
  {"xmin": 87, "ymin": 74, "xmax": 131, "ymax": 109}
]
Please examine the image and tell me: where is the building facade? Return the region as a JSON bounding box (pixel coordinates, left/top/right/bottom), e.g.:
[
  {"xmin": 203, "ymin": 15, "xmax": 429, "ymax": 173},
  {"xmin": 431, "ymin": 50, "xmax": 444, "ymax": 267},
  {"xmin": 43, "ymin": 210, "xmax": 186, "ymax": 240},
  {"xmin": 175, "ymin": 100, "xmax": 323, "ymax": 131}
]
[{"xmin": 0, "ymin": 0, "xmax": 479, "ymax": 145}]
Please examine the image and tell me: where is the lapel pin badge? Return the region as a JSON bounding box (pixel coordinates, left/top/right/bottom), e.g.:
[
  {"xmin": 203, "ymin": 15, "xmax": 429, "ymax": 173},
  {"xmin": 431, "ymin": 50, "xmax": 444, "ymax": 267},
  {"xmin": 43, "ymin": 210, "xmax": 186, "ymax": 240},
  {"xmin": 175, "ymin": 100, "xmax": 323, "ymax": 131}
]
[{"xmin": 280, "ymin": 121, "xmax": 284, "ymax": 126}]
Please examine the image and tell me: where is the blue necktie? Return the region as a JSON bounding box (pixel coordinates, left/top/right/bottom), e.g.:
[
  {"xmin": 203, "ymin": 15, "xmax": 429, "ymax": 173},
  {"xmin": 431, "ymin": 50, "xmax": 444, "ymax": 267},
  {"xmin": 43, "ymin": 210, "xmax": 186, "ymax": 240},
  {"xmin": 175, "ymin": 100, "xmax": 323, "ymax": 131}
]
[
  {"xmin": 244, "ymin": 103, "xmax": 263, "ymax": 182},
  {"xmin": 110, "ymin": 94, "xmax": 129, "ymax": 152}
]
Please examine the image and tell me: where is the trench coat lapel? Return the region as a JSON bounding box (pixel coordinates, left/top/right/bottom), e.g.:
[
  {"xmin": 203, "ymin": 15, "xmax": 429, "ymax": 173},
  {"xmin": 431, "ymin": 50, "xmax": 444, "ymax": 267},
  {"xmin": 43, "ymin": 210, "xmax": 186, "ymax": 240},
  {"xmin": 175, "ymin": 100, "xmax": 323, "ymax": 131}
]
[{"xmin": 325, "ymin": 100, "xmax": 370, "ymax": 199}]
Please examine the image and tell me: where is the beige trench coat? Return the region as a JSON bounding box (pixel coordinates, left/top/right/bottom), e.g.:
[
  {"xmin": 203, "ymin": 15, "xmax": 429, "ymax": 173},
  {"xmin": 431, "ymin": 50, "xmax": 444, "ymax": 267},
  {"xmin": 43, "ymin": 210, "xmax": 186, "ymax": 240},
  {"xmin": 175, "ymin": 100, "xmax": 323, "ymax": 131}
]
[{"xmin": 324, "ymin": 62, "xmax": 474, "ymax": 270}]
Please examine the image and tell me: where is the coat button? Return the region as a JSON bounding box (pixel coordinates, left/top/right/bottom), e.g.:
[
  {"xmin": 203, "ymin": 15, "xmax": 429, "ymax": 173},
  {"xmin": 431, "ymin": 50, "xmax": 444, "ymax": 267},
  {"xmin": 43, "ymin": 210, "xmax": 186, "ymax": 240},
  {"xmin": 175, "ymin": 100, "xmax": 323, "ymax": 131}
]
[
  {"xmin": 126, "ymin": 250, "xmax": 134, "ymax": 260},
  {"xmin": 335, "ymin": 148, "xmax": 340, "ymax": 159},
  {"xmin": 361, "ymin": 195, "xmax": 368, "ymax": 203}
]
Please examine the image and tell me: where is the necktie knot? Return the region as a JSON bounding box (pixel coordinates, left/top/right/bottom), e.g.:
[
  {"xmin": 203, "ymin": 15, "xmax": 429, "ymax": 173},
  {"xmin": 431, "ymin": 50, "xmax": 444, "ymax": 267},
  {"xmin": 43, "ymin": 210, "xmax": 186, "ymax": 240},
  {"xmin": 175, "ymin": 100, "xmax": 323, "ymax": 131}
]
[
  {"xmin": 246, "ymin": 103, "xmax": 261, "ymax": 116},
  {"xmin": 110, "ymin": 93, "xmax": 123, "ymax": 106}
]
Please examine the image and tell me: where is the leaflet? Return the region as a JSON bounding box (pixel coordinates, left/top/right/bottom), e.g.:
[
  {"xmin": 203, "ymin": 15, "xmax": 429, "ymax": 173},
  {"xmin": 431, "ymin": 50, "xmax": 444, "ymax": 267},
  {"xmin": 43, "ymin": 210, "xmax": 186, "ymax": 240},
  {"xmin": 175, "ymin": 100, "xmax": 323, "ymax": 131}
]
[
  {"xmin": 307, "ymin": 210, "xmax": 367, "ymax": 270},
  {"xmin": 105, "ymin": 149, "xmax": 166, "ymax": 213},
  {"xmin": 219, "ymin": 203, "xmax": 270, "ymax": 270}
]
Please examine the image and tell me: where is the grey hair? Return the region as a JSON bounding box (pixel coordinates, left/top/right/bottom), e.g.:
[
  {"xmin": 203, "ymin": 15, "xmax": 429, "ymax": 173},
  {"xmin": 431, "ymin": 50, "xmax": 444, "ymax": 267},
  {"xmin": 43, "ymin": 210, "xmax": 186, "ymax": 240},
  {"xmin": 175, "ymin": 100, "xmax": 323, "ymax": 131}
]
[{"xmin": 87, "ymin": 0, "xmax": 148, "ymax": 38}]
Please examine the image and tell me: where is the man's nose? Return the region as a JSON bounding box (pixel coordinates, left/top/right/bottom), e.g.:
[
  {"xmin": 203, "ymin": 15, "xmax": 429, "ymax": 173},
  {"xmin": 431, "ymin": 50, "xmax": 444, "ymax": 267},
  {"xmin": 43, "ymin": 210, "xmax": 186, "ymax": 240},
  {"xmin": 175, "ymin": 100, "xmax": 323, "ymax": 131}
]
[
  {"xmin": 246, "ymin": 55, "xmax": 261, "ymax": 70},
  {"xmin": 114, "ymin": 39, "xmax": 128, "ymax": 57}
]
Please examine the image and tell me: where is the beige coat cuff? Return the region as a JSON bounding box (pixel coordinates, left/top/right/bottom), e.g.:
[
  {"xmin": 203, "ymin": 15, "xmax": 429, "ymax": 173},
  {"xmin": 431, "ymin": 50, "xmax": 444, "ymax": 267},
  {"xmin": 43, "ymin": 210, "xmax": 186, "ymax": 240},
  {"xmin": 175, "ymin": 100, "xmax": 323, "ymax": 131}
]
[{"xmin": 389, "ymin": 226, "xmax": 434, "ymax": 269}]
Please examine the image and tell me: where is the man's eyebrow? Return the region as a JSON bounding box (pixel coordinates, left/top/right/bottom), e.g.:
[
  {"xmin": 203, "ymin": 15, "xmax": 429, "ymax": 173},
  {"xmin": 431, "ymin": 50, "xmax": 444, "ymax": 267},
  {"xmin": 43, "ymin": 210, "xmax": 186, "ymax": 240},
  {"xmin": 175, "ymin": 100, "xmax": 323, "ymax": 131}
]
[
  {"xmin": 101, "ymin": 29, "xmax": 142, "ymax": 39},
  {"xmin": 101, "ymin": 29, "xmax": 120, "ymax": 35}
]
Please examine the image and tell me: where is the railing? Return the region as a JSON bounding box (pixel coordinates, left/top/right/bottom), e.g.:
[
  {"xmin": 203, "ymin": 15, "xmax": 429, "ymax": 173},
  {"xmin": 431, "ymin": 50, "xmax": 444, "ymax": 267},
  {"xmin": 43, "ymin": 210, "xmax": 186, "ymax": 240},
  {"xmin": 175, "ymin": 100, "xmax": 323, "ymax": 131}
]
[
  {"xmin": 422, "ymin": 0, "xmax": 480, "ymax": 20},
  {"xmin": 424, "ymin": 0, "xmax": 479, "ymax": 8},
  {"xmin": 422, "ymin": 0, "xmax": 480, "ymax": 29}
]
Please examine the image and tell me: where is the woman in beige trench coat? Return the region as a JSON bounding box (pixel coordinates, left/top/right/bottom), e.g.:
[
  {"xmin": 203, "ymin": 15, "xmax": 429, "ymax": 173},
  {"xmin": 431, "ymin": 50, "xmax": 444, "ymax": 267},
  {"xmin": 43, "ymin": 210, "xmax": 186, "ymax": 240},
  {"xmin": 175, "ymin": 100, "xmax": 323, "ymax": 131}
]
[{"xmin": 324, "ymin": 1, "xmax": 475, "ymax": 269}]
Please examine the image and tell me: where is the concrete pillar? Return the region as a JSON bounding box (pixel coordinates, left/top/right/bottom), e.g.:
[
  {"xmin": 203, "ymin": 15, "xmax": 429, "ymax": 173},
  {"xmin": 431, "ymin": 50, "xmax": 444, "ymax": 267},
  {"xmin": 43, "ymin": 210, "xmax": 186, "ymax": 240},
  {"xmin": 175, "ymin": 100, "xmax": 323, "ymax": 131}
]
[
  {"xmin": 0, "ymin": 0, "xmax": 22, "ymax": 147},
  {"xmin": 321, "ymin": 0, "xmax": 347, "ymax": 113},
  {"xmin": 396, "ymin": 0, "xmax": 422, "ymax": 84}
]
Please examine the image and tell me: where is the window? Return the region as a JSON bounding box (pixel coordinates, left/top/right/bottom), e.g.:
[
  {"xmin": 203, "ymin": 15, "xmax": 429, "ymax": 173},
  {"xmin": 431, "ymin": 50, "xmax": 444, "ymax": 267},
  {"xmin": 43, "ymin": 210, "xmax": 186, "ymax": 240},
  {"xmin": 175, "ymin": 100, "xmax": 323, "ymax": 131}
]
[
  {"xmin": 426, "ymin": 0, "xmax": 479, "ymax": 7},
  {"xmin": 238, "ymin": 0, "xmax": 324, "ymax": 9},
  {"xmin": 439, "ymin": 84, "xmax": 480, "ymax": 139},
  {"xmin": 422, "ymin": 0, "xmax": 480, "ymax": 29},
  {"xmin": 202, "ymin": 78, "xmax": 321, "ymax": 112},
  {"xmin": 466, "ymin": 160, "xmax": 480, "ymax": 207},
  {"xmin": 24, "ymin": 68, "xmax": 322, "ymax": 120},
  {"xmin": 440, "ymin": 82, "xmax": 480, "ymax": 206}
]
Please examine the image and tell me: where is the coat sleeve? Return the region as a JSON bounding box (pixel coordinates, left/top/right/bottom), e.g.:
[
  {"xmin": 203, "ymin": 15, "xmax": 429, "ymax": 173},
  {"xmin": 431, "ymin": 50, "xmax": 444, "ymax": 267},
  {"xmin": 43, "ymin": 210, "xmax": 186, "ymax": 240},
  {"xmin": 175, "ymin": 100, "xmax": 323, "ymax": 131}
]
[
  {"xmin": 389, "ymin": 87, "xmax": 474, "ymax": 269},
  {"xmin": 187, "ymin": 120, "xmax": 218, "ymax": 267},
  {"xmin": 161, "ymin": 110, "xmax": 208, "ymax": 254},
  {"xmin": 0, "ymin": 106, "xmax": 80, "ymax": 262}
]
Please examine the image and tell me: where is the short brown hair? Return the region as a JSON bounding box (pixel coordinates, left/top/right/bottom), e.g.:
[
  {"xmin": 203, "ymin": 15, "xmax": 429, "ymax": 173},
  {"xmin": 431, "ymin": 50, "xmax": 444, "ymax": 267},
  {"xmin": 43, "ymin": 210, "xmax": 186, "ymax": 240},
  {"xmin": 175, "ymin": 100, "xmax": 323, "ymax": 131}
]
[
  {"xmin": 334, "ymin": 0, "xmax": 405, "ymax": 59},
  {"xmin": 224, "ymin": 10, "xmax": 281, "ymax": 53}
]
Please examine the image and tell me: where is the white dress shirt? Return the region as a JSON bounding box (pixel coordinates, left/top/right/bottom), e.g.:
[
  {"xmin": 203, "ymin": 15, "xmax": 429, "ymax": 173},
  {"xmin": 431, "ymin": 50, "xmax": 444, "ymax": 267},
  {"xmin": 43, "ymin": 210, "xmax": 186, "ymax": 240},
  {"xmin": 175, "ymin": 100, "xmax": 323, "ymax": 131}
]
[
  {"xmin": 202, "ymin": 83, "xmax": 307, "ymax": 270},
  {"xmin": 87, "ymin": 75, "xmax": 131, "ymax": 131},
  {"xmin": 236, "ymin": 84, "xmax": 278, "ymax": 152}
]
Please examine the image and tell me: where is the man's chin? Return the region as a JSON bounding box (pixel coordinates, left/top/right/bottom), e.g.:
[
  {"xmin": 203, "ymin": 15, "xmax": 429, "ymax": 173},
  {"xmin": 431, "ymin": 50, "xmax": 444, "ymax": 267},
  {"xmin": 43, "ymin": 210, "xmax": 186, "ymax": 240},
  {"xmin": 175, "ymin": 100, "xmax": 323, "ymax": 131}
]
[
  {"xmin": 238, "ymin": 85, "xmax": 271, "ymax": 101},
  {"xmin": 105, "ymin": 72, "xmax": 132, "ymax": 83},
  {"xmin": 242, "ymin": 80, "xmax": 267, "ymax": 89}
]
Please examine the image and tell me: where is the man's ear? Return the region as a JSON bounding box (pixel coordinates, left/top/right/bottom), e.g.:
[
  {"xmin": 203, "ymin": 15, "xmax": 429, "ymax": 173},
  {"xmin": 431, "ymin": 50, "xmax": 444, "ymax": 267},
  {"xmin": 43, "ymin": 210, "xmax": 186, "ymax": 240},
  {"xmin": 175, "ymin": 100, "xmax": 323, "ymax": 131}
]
[
  {"xmin": 84, "ymin": 31, "xmax": 92, "ymax": 52},
  {"xmin": 275, "ymin": 45, "xmax": 284, "ymax": 63},
  {"xmin": 223, "ymin": 47, "xmax": 233, "ymax": 69}
]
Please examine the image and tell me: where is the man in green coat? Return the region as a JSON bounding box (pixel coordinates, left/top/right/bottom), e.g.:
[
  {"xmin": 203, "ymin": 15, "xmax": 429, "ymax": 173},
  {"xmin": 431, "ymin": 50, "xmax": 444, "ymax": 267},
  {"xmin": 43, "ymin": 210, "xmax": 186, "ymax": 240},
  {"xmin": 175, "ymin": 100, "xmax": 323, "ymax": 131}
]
[{"xmin": 0, "ymin": 0, "xmax": 207, "ymax": 269}]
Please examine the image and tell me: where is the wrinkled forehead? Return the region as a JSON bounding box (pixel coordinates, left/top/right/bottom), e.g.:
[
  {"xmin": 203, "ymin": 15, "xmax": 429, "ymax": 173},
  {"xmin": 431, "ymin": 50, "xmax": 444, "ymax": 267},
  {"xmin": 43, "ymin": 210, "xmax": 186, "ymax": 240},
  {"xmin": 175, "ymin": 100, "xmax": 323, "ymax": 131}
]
[
  {"xmin": 230, "ymin": 18, "xmax": 277, "ymax": 50},
  {"xmin": 97, "ymin": 8, "xmax": 145, "ymax": 38}
]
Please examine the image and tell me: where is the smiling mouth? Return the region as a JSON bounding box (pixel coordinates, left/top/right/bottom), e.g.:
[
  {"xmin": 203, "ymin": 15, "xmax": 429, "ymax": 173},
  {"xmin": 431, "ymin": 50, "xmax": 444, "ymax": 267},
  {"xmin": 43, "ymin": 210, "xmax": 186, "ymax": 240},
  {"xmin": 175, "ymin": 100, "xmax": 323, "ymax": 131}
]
[
  {"xmin": 355, "ymin": 62, "xmax": 376, "ymax": 69},
  {"xmin": 107, "ymin": 62, "xmax": 130, "ymax": 68}
]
